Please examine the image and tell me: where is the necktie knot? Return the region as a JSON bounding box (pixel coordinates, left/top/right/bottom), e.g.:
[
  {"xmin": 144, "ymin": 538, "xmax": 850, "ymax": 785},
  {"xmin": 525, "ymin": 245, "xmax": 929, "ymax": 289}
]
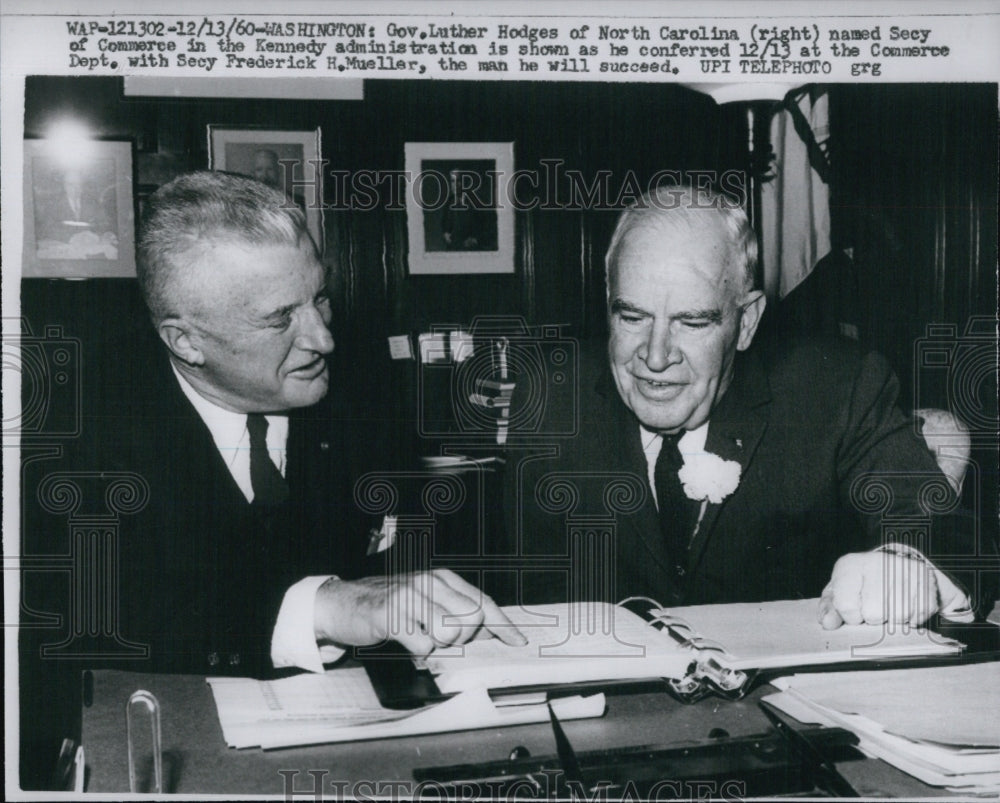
[
  {"xmin": 655, "ymin": 432, "xmax": 684, "ymax": 473},
  {"xmin": 247, "ymin": 413, "xmax": 289, "ymax": 505},
  {"xmin": 246, "ymin": 412, "xmax": 268, "ymax": 444}
]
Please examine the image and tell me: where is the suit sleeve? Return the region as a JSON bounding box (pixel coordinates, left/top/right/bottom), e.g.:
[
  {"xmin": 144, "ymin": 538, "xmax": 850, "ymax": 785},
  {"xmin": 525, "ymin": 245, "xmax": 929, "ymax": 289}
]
[{"xmin": 836, "ymin": 350, "xmax": 993, "ymax": 617}]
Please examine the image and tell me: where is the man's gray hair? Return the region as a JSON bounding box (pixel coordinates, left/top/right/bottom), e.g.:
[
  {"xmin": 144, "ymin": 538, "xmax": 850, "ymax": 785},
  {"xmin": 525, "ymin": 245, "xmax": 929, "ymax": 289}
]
[
  {"xmin": 605, "ymin": 183, "xmax": 758, "ymax": 294},
  {"xmin": 137, "ymin": 170, "xmax": 313, "ymax": 323}
]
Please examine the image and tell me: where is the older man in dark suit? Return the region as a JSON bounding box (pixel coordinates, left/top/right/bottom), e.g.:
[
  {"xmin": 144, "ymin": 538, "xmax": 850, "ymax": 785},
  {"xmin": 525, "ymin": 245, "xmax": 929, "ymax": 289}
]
[
  {"xmin": 20, "ymin": 171, "xmax": 522, "ymax": 788},
  {"xmin": 503, "ymin": 183, "xmax": 979, "ymax": 628}
]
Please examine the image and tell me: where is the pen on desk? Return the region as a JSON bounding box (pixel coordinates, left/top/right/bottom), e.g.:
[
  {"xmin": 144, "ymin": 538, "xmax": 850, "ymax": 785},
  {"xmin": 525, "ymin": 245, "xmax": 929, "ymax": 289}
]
[
  {"xmin": 758, "ymin": 700, "xmax": 859, "ymax": 798},
  {"xmin": 51, "ymin": 738, "xmax": 77, "ymax": 791},
  {"xmin": 547, "ymin": 701, "xmax": 585, "ymax": 790}
]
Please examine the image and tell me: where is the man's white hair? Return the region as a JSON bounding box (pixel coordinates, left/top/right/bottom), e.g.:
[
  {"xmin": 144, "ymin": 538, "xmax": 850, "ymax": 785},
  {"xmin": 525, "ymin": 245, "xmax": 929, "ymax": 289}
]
[
  {"xmin": 605, "ymin": 183, "xmax": 758, "ymax": 295},
  {"xmin": 137, "ymin": 170, "xmax": 314, "ymax": 324}
]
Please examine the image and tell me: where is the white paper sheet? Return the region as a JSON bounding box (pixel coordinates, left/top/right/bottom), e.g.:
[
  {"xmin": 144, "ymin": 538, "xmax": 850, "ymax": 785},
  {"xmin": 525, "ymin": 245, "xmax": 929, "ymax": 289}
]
[{"xmin": 207, "ymin": 667, "xmax": 605, "ymax": 749}]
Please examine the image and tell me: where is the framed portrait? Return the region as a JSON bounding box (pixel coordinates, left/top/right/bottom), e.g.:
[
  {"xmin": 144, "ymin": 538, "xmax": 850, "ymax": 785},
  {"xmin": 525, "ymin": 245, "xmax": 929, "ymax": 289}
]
[
  {"xmin": 22, "ymin": 139, "xmax": 136, "ymax": 278},
  {"xmin": 405, "ymin": 142, "xmax": 515, "ymax": 275},
  {"xmin": 208, "ymin": 126, "xmax": 324, "ymax": 252}
]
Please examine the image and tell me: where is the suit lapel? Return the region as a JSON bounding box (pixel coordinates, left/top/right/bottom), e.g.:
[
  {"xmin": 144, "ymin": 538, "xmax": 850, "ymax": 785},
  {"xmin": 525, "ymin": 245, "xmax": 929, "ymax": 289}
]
[
  {"xmin": 285, "ymin": 404, "xmax": 332, "ymax": 500},
  {"xmin": 687, "ymin": 347, "xmax": 771, "ymax": 573},
  {"xmin": 147, "ymin": 350, "xmax": 252, "ymax": 510}
]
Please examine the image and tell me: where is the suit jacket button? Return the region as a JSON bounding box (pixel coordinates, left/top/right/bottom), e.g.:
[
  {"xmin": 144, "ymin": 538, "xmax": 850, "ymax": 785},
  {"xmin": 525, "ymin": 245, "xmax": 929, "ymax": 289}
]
[
  {"xmin": 229, "ymin": 653, "xmax": 240, "ymax": 666},
  {"xmin": 207, "ymin": 652, "xmax": 220, "ymax": 667}
]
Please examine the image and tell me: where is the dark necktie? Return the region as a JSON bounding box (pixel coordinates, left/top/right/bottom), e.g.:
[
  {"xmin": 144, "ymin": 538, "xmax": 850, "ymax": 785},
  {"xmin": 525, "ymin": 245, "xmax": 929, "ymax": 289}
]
[
  {"xmin": 247, "ymin": 413, "xmax": 289, "ymax": 506},
  {"xmin": 654, "ymin": 433, "xmax": 699, "ymax": 582}
]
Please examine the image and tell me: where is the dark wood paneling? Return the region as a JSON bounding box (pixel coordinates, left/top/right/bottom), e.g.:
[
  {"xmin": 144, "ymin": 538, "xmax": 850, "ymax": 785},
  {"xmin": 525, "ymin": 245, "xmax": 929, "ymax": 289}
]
[
  {"xmin": 828, "ymin": 83, "xmax": 997, "ymax": 406},
  {"xmin": 23, "ymin": 78, "xmax": 745, "ymax": 344},
  {"xmin": 22, "ymin": 79, "xmax": 995, "ymax": 403}
]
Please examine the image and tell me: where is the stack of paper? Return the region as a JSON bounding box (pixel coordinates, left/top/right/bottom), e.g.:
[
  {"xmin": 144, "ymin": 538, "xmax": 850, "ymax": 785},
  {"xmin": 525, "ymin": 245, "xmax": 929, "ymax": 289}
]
[
  {"xmin": 425, "ymin": 603, "xmax": 695, "ymax": 693},
  {"xmin": 207, "ymin": 667, "xmax": 605, "ymax": 750},
  {"xmin": 764, "ymin": 663, "xmax": 1000, "ymax": 794}
]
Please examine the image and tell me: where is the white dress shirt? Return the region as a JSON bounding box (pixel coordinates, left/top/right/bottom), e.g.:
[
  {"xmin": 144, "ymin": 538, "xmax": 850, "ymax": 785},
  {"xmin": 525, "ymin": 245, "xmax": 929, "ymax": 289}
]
[{"xmin": 171, "ymin": 364, "xmax": 342, "ymax": 671}]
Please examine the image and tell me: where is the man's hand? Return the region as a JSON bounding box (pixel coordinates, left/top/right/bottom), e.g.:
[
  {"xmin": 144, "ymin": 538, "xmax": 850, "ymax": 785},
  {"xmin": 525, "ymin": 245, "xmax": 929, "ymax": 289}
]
[
  {"xmin": 313, "ymin": 569, "xmax": 527, "ymax": 655},
  {"xmin": 819, "ymin": 550, "xmax": 941, "ymax": 630}
]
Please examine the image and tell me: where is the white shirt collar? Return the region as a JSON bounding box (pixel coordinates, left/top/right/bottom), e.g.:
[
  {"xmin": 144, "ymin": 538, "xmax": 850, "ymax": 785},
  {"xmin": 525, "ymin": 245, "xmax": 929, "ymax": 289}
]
[
  {"xmin": 170, "ymin": 361, "xmax": 288, "ymax": 487},
  {"xmin": 640, "ymin": 421, "xmax": 709, "ymax": 456},
  {"xmin": 172, "ymin": 362, "xmax": 247, "ymax": 467}
]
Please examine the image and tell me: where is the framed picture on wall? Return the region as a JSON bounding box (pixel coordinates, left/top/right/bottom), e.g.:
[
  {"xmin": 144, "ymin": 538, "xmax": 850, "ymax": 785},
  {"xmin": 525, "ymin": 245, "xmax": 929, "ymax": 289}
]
[
  {"xmin": 208, "ymin": 126, "xmax": 324, "ymax": 252},
  {"xmin": 22, "ymin": 139, "xmax": 136, "ymax": 278},
  {"xmin": 405, "ymin": 142, "xmax": 515, "ymax": 275}
]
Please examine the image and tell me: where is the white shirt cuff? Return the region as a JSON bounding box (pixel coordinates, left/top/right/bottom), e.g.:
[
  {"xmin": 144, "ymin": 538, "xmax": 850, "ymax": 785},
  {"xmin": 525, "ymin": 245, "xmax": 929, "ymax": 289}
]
[
  {"xmin": 271, "ymin": 575, "xmax": 346, "ymax": 673},
  {"xmin": 876, "ymin": 543, "xmax": 974, "ymax": 623}
]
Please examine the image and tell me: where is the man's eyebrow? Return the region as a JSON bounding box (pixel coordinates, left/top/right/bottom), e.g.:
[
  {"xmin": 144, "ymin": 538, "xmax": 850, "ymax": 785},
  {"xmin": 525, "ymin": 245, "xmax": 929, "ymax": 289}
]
[
  {"xmin": 262, "ymin": 303, "xmax": 296, "ymax": 323},
  {"xmin": 676, "ymin": 308, "xmax": 723, "ymax": 323},
  {"xmin": 610, "ymin": 300, "xmax": 724, "ymax": 324},
  {"xmin": 610, "ymin": 299, "xmax": 650, "ymax": 316}
]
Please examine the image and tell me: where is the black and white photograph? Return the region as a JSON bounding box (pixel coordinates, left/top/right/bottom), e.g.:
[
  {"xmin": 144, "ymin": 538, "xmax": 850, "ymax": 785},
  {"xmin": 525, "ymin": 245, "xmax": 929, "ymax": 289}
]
[
  {"xmin": 208, "ymin": 126, "xmax": 324, "ymax": 251},
  {"xmin": 22, "ymin": 139, "xmax": 135, "ymax": 277},
  {"xmin": 423, "ymin": 160, "xmax": 498, "ymax": 253},
  {"xmin": 405, "ymin": 141, "xmax": 515, "ymax": 274},
  {"xmin": 3, "ymin": 2, "xmax": 999, "ymax": 800}
]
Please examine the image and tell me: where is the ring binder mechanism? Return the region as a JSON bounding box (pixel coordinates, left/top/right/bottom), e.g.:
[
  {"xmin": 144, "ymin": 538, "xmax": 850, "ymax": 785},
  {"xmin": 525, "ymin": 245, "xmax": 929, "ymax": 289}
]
[
  {"xmin": 640, "ymin": 606, "xmax": 753, "ymax": 701},
  {"xmin": 669, "ymin": 657, "xmax": 752, "ymax": 703}
]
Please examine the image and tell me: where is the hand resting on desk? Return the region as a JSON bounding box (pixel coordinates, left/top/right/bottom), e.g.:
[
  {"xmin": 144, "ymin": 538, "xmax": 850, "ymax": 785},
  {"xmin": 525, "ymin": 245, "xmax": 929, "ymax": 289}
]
[
  {"xmin": 819, "ymin": 548, "xmax": 971, "ymax": 630},
  {"xmin": 313, "ymin": 569, "xmax": 528, "ymax": 655}
]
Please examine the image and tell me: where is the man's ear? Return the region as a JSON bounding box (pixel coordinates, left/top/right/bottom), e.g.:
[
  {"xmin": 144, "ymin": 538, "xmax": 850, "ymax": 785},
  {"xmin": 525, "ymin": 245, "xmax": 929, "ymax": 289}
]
[
  {"xmin": 736, "ymin": 290, "xmax": 767, "ymax": 352},
  {"xmin": 157, "ymin": 318, "xmax": 204, "ymax": 367}
]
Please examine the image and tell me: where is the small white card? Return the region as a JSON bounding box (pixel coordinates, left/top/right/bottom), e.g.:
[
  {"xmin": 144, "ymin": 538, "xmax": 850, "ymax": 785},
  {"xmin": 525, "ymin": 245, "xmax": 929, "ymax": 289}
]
[{"xmin": 387, "ymin": 335, "xmax": 414, "ymax": 360}]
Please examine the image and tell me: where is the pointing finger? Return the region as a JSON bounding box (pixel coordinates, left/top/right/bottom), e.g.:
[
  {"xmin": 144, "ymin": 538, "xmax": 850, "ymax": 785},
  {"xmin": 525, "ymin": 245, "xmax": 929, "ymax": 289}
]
[
  {"xmin": 478, "ymin": 596, "xmax": 528, "ymax": 646},
  {"xmin": 434, "ymin": 569, "xmax": 527, "ymax": 646}
]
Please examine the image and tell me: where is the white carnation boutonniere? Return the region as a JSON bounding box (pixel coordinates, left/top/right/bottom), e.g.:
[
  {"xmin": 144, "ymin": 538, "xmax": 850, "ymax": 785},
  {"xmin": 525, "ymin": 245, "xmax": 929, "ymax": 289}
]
[
  {"xmin": 676, "ymin": 451, "xmax": 741, "ymax": 540},
  {"xmin": 677, "ymin": 452, "xmax": 742, "ymax": 505}
]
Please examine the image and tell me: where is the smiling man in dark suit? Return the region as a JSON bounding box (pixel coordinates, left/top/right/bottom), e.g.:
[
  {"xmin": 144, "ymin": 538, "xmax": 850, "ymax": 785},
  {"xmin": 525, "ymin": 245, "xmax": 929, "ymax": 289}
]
[
  {"xmin": 505, "ymin": 183, "xmax": 978, "ymax": 628},
  {"xmin": 20, "ymin": 170, "xmax": 521, "ymax": 788},
  {"xmin": 129, "ymin": 170, "xmax": 523, "ymax": 664}
]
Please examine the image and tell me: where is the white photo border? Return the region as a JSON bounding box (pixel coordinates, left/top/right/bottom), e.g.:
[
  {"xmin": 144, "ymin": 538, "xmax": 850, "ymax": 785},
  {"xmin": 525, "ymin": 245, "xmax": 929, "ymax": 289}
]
[
  {"xmin": 405, "ymin": 141, "xmax": 515, "ymax": 275},
  {"xmin": 207, "ymin": 126, "xmax": 324, "ymax": 254}
]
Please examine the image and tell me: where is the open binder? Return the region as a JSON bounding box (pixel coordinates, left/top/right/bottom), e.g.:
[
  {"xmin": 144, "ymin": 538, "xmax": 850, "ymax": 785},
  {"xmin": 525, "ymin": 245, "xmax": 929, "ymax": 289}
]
[{"xmin": 366, "ymin": 597, "xmax": 967, "ymax": 707}]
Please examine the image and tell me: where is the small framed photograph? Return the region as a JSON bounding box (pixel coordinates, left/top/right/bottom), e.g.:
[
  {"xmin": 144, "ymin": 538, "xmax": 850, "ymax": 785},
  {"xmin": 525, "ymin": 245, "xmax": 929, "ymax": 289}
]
[
  {"xmin": 22, "ymin": 139, "xmax": 135, "ymax": 278},
  {"xmin": 208, "ymin": 126, "xmax": 324, "ymax": 252},
  {"xmin": 405, "ymin": 142, "xmax": 515, "ymax": 275}
]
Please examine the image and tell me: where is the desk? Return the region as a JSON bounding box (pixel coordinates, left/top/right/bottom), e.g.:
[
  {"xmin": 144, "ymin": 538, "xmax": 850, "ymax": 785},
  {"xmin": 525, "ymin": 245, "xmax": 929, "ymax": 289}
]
[{"xmin": 81, "ymin": 670, "xmax": 946, "ymax": 797}]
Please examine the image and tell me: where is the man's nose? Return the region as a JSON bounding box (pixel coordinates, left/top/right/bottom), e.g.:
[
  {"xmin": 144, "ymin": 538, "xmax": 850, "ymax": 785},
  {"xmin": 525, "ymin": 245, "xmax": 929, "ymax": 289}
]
[
  {"xmin": 296, "ymin": 305, "xmax": 335, "ymax": 355},
  {"xmin": 642, "ymin": 321, "xmax": 678, "ymax": 372}
]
